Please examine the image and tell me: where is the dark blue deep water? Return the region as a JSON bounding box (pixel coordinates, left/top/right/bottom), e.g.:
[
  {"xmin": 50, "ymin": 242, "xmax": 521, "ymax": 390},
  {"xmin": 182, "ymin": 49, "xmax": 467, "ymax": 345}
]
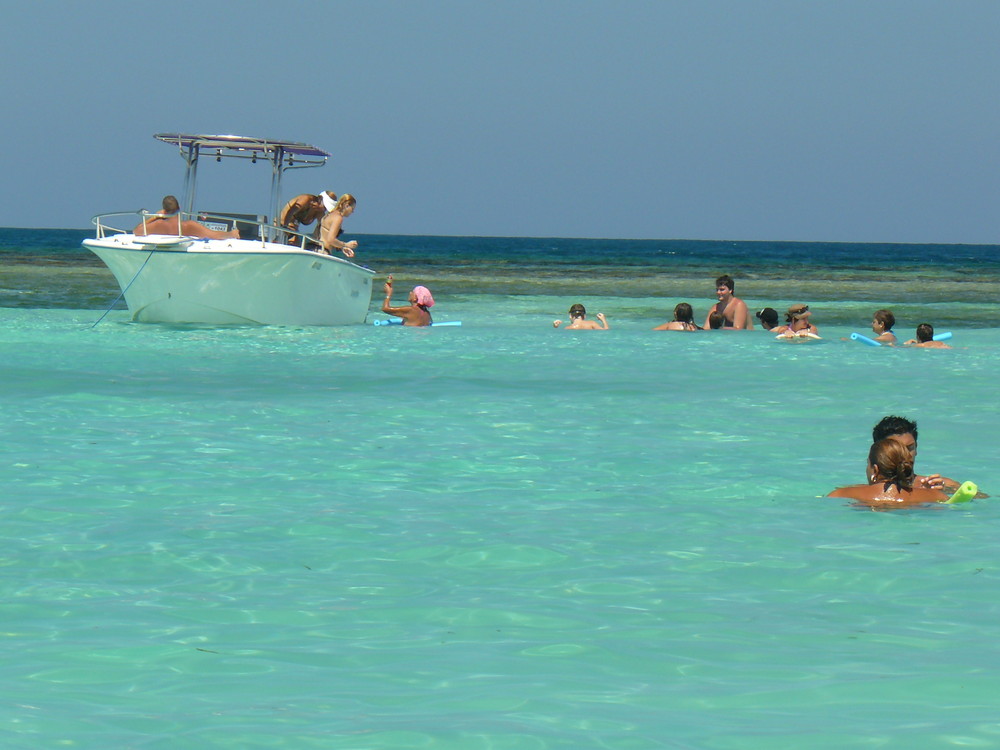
[{"xmin": 3, "ymin": 227, "xmax": 999, "ymax": 326}]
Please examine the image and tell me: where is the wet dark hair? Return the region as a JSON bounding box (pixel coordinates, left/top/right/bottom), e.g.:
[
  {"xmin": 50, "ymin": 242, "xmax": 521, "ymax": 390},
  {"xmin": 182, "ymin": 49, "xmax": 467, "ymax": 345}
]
[
  {"xmin": 568, "ymin": 304, "xmax": 586, "ymax": 319},
  {"xmin": 873, "ymin": 309, "xmax": 895, "ymax": 331},
  {"xmin": 673, "ymin": 302, "xmax": 694, "ymax": 323},
  {"xmin": 715, "ymin": 274, "xmax": 735, "ymax": 292},
  {"xmin": 916, "ymin": 323, "xmax": 934, "ymax": 343},
  {"xmin": 708, "ymin": 311, "xmax": 725, "ymax": 329},
  {"xmin": 755, "ymin": 307, "xmax": 778, "ymax": 329},
  {"xmin": 868, "ymin": 437, "xmax": 915, "ymax": 492},
  {"xmin": 162, "ymin": 195, "xmax": 180, "ymax": 214},
  {"xmin": 872, "ymin": 415, "xmax": 918, "ymax": 444}
]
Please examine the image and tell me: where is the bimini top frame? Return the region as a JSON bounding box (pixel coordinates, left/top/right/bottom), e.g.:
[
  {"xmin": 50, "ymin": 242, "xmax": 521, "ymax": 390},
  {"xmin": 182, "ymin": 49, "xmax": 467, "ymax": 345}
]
[{"xmin": 153, "ymin": 133, "xmax": 331, "ymax": 227}]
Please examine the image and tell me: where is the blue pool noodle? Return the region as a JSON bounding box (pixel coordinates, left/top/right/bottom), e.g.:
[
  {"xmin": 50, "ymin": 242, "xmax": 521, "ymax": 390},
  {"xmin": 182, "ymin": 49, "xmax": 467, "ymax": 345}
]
[
  {"xmin": 933, "ymin": 331, "xmax": 952, "ymax": 341},
  {"xmin": 373, "ymin": 319, "xmax": 462, "ymax": 327},
  {"xmin": 850, "ymin": 332, "xmax": 881, "ymax": 347}
]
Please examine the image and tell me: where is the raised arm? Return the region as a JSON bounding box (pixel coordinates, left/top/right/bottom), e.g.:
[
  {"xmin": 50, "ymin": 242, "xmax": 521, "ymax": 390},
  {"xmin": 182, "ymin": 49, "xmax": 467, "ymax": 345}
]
[
  {"xmin": 381, "ymin": 277, "xmax": 397, "ymax": 314},
  {"xmin": 381, "ymin": 276, "xmax": 407, "ymax": 315},
  {"xmin": 381, "ymin": 277, "xmax": 424, "ymax": 324}
]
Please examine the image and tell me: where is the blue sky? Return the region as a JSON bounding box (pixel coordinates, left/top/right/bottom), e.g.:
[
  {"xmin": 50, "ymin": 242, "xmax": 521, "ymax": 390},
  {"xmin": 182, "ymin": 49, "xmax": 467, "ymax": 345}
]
[{"xmin": 3, "ymin": 0, "xmax": 998, "ymax": 242}]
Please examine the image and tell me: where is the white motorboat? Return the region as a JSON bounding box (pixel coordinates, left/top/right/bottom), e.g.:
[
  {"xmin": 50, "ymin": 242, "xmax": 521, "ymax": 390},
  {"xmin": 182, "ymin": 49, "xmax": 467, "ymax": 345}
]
[{"xmin": 83, "ymin": 133, "xmax": 375, "ymax": 326}]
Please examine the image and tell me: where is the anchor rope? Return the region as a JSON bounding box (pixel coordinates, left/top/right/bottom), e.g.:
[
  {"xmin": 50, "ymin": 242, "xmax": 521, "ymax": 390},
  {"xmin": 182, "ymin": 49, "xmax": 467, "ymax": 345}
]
[{"xmin": 89, "ymin": 250, "xmax": 155, "ymax": 328}]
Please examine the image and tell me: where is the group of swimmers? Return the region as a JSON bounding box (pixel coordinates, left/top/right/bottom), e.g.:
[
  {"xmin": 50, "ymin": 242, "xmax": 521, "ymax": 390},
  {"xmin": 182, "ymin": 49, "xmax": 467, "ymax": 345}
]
[
  {"xmin": 554, "ymin": 274, "xmax": 951, "ymax": 347},
  {"xmin": 828, "ymin": 416, "xmax": 982, "ymax": 509}
]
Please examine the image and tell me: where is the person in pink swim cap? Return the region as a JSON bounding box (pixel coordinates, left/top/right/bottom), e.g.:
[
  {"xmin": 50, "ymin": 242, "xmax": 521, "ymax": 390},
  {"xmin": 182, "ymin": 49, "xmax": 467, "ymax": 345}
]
[{"xmin": 381, "ymin": 275, "xmax": 433, "ymax": 326}]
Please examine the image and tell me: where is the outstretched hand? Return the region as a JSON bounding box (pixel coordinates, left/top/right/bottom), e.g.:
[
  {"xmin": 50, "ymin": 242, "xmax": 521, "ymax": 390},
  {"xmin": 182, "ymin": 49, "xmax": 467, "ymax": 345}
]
[{"xmin": 917, "ymin": 473, "xmax": 945, "ymax": 491}]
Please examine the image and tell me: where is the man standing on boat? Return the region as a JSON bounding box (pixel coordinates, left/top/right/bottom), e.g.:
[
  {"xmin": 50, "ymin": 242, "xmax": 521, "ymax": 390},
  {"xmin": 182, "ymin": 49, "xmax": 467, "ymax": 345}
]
[
  {"xmin": 278, "ymin": 192, "xmax": 326, "ymax": 245},
  {"xmin": 702, "ymin": 274, "xmax": 753, "ymax": 329},
  {"xmin": 134, "ymin": 195, "xmax": 239, "ymax": 239}
]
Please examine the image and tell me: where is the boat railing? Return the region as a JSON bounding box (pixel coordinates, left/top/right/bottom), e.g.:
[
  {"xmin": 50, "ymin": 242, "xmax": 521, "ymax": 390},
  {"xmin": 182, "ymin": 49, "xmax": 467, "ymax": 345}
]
[
  {"xmin": 91, "ymin": 210, "xmax": 199, "ymax": 239},
  {"xmin": 195, "ymin": 211, "xmax": 270, "ymax": 241},
  {"xmin": 268, "ymin": 223, "xmax": 325, "ymax": 251},
  {"xmin": 92, "ymin": 209, "xmax": 320, "ymax": 250},
  {"xmin": 196, "ymin": 211, "xmax": 329, "ymax": 251}
]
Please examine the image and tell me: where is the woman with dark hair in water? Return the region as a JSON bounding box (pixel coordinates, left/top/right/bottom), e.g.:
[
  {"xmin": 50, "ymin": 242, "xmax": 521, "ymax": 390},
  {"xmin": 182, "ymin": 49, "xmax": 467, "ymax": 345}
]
[
  {"xmin": 871, "ymin": 309, "xmax": 898, "ymax": 345},
  {"xmin": 654, "ymin": 302, "xmax": 700, "ymax": 331},
  {"xmin": 755, "ymin": 307, "xmax": 779, "ymax": 330},
  {"xmin": 828, "ymin": 437, "xmax": 949, "ymax": 508}
]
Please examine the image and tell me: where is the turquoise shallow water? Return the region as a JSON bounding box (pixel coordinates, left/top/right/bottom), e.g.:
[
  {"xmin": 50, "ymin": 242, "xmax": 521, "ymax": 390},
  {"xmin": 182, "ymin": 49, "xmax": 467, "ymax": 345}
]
[{"xmin": 3, "ymin": 297, "xmax": 999, "ymax": 748}]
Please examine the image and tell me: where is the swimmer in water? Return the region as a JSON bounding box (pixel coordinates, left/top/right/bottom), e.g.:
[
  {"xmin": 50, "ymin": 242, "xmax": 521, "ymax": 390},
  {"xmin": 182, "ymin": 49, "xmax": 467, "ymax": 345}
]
[
  {"xmin": 870, "ymin": 309, "xmax": 898, "ymax": 345},
  {"xmin": 553, "ymin": 303, "xmax": 609, "ymax": 329},
  {"xmin": 774, "ymin": 303, "xmax": 819, "ymax": 338},
  {"xmin": 871, "ymin": 415, "xmax": 969, "ymax": 494},
  {"xmin": 828, "ymin": 437, "xmax": 949, "ymax": 508},
  {"xmin": 381, "ymin": 275, "xmax": 434, "ymax": 326},
  {"xmin": 904, "ymin": 323, "xmax": 951, "ymax": 349},
  {"xmin": 755, "ymin": 307, "xmax": 780, "ymax": 331},
  {"xmin": 702, "ymin": 274, "xmax": 752, "ymax": 330},
  {"xmin": 653, "ymin": 302, "xmax": 700, "ymax": 331},
  {"xmin": 706, "ymin": 311, "xmax": 725, "ymax": 329}
]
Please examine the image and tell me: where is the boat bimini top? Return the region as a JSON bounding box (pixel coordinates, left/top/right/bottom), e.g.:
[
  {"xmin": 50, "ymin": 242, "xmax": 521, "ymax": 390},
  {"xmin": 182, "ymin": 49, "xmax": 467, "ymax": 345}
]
[{"xmin": 154, "ymin": 133, "xmax": 331, "ymax": 227}]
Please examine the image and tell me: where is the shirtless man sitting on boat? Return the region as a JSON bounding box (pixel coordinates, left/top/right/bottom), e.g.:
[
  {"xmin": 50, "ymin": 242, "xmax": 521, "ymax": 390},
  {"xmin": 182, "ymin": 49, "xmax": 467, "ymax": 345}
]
[
  {"xmin": 702, "ymin": 274, "xmax": 753, "ymax": 329},
  {"xmin": 134, "ymin": 195, "xmax": 239, "ymax": 239}
]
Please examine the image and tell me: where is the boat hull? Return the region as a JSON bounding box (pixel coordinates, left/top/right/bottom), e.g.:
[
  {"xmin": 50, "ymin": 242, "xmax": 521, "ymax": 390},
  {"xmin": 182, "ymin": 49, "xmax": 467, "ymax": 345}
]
[{"xmin": 84, "ymin": 236, "xmax": 375, "ymax": 326}]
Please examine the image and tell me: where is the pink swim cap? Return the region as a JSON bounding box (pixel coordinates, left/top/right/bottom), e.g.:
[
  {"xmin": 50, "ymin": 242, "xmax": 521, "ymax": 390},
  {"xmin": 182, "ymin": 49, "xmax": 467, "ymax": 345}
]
[{"xmin": 413, "ymin": 286, "xmax": 434, "ymax": 308}]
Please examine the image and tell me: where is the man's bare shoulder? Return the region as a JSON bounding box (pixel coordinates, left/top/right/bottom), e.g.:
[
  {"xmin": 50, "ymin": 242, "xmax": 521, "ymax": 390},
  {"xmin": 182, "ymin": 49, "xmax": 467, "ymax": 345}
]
[{"xmin": 827, "ymin": 485, "xmax": 872, "ymax": 500}]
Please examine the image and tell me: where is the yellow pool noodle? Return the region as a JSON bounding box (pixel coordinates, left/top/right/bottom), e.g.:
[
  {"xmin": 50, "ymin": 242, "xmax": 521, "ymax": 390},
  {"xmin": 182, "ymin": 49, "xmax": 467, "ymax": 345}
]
[{"xmin": 945, "ymin": 481, "xmax": 978, "ymax": 504}]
